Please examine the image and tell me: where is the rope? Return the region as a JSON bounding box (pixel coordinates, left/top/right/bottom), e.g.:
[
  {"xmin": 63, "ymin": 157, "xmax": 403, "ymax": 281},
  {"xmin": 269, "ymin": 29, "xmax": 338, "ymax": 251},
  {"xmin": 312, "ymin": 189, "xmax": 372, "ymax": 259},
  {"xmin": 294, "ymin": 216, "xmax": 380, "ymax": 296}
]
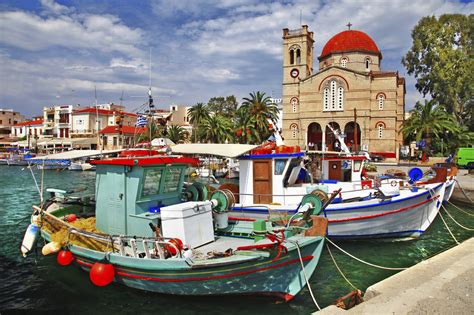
[
  {"xmin": 438, "ymin": 211, "xmax": 460, "ymax": 245},
  {"xmin": 454, "ymin": 179, "xmax": 474, "ymax": 204},
  {"xmin": 326, "ymin": 238, "xmax": 408, "ymax": 270},
  {"xmin": 326, "ymin": 243, "xmax": 359, "ymax": 291},
  {"xmin": 447, "ymin": 200, "xmax": 474, "ymax": 217},
  {"xmin": 293, "ymin": 241, "xmax": 321, "ymax": 311},
  {"xmin": 28, "ymin": 163, "xmax": 41, "ymax": 197},
  {"xmin": 441, "ymin": 205, "xmax": 474, "ymax": 231}
]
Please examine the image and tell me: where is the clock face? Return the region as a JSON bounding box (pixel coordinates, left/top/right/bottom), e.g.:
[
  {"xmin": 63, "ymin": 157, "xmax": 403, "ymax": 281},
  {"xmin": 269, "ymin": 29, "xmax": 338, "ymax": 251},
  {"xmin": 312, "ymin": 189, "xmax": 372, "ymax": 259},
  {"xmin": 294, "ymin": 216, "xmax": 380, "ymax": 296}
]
[{"xmin": 290, "ymin": 68, "xmax": 299, "ymax": 78}]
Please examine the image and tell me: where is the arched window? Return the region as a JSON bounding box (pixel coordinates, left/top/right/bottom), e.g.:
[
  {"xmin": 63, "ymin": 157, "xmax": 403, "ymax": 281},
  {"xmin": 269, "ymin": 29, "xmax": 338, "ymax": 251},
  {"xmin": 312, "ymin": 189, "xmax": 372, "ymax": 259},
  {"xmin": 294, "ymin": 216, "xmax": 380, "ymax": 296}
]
[
  {"xmin": 290, "ymin": 123, "xmax": 298, "ymax": 139},
  {"xmin": 296, "ymin": 49, "xmax": 301, "ymax": 64},
  {"xmin": 340, "ymin": 57, "xmax": 348, "ymax": 68},
  {"xmin": 377, "ymin": 123, "xmax": 384, "ymax": 139},
  {"xmin": 365, "ymin": 57, "xmax": 371, "ymax": 70},
  {"xmin": 290, "ymin": 50, "xmax": 294, "ymax": 65},
  {"xmin": 323, "ymin": 79, "xmax": 344, "ymax": 111},
  {"xmin": 290, "ymin": 97, "xmax": 299, "ymax": 113},
  {"xmin": 289, "ymin": 45, "xmax": 301, "ymax": 66},
  {"xmin": 378, "ymin": 94, "xmax": 385, "ymax": 110}
]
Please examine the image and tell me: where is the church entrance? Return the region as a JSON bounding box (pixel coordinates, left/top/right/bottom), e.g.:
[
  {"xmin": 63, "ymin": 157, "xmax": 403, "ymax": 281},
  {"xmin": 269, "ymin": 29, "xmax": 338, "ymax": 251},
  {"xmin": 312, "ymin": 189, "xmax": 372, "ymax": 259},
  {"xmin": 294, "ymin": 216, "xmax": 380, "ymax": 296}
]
[
  {"xmin": 344, "ymin": 122, "xmax": 361, "ymax": 152},
  {"xmin": 307, "ymin": 122, "xmax": 322, "ymax": 150},
  {"xmin": 325, "ymin": 122, "xmax": 341, "ymax": 151}
]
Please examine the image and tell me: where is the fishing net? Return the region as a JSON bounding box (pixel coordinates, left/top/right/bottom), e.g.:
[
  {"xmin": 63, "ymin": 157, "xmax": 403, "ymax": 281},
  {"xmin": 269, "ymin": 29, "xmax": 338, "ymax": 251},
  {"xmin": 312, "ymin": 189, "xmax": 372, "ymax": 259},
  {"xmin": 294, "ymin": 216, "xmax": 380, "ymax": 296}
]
[{"xmin": 41, "ymin": 215, "xmax": 112, "ymax": 252}]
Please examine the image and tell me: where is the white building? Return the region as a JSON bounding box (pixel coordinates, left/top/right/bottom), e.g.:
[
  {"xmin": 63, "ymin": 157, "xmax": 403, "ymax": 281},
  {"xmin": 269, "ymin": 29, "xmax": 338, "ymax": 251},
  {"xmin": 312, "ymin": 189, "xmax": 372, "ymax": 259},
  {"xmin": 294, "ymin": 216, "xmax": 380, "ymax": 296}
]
[
  {"xmin": 43, "ymin": 105, "xmax": 73, "ymax": 138},
  {"xmin": 11, "ymin": 118, "xmax": 44, "ymax": 139}
]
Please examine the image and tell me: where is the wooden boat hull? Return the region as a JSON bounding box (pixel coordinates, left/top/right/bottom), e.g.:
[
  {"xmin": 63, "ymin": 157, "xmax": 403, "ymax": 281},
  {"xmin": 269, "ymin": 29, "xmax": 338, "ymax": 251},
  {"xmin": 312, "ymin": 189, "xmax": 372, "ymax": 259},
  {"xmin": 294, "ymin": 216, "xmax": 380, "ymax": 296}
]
[{"xmin": 41, "ymin": 230, "xmax": 324, "ymax": 300}]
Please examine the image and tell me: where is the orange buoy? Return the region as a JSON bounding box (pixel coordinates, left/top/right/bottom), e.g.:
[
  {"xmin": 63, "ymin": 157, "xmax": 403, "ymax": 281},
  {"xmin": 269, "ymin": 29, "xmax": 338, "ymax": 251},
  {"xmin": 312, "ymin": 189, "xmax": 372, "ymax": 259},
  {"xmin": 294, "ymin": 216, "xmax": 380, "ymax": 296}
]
[
  {"xmin": 166, "ymin": 238, "xmax": 183, "ymax": 256},
  {"xmin": 57, "ymin": 249, "xmax": 74, "ymax": 266},
  {"xmin": 66, "ymin": 214, "xmax": 77, "ymax": 222},
  {"xmin": 90, "ymin": 259, "xmax": 115, "ymax": 286}
]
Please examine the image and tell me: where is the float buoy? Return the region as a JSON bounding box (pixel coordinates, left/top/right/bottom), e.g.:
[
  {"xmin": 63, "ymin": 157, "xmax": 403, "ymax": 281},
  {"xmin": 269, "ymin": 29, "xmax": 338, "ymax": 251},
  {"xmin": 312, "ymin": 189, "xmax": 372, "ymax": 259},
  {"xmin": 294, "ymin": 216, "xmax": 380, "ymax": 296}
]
[
  {"xmin": 57, "ymin": 249, "xmax": 74, "ymax": 266},
  {"xmin": 20, "ymin": 223, "xmax": 39, "ymax": 257},
  {"xmin": 90, "ymin": 259, "xmax": 115, "ymax": 286},
  {"xmin": 42, "ymin": 241, "xmax": 61, "ymax": 256},
  {"xmin": 166, "ymin": 238, "xmax": 183, "ymax": 256},
  {"xmin": 66, "ymin": 214, "xmax": 77, "ymax": 222}
]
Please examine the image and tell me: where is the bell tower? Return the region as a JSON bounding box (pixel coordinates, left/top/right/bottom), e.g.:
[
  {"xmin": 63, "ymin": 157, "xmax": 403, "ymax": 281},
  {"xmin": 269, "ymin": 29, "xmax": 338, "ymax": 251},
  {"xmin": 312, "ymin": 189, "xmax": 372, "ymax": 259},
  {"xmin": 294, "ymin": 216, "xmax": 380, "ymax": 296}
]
[{"xmin": 282, "ymin": 25, "xmax": 314, "ymax": 84}]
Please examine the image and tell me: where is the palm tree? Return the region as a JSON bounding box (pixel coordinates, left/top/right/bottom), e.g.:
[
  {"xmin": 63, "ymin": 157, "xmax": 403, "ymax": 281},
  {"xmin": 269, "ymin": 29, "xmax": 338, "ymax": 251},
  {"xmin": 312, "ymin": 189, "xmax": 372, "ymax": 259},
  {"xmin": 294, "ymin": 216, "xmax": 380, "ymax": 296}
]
[
  {"xmin": 201, "ymin": 114, "xmax": 232, "ymax": 143},
  {"xmin": 136, "ymin": 119, "xmax": 163, "ymax": 144},
  {"xmin": 167, "ymin": 125, "xmax": 187, "ymax": 144},
  {"xmin": 239, "ymin": 91, "xmax": 279, "ymax": 144},
  {"xmin": 187, "ymin": 103, "xmax": 210, "ymax": 143},
  {"xmin": 401, "ymin": 100, "xmax": 458, "ymax": 151}
]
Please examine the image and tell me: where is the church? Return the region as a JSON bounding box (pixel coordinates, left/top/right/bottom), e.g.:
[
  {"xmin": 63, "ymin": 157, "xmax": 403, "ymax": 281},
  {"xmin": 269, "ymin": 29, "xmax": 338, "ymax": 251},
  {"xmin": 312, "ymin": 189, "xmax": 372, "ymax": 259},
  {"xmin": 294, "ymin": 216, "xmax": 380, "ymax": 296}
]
[{"xmin": 281, "ymin": 25, "xmax": 405, "ymax": 161}]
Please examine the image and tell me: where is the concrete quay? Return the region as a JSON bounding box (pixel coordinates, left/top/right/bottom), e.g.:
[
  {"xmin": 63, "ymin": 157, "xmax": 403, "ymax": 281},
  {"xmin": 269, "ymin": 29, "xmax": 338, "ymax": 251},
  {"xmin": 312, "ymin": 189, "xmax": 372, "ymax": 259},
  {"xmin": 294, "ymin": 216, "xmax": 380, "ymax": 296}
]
[{"xmin": 315, "ymin": 238, "xmax": 474, "ymax": 315}]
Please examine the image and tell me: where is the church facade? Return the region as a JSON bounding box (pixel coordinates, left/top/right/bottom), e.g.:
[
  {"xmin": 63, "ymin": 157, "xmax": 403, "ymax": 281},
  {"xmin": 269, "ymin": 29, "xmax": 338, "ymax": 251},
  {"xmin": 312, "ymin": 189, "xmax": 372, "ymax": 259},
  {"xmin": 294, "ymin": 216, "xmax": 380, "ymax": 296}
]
[{"xmin": 281, "ymin": 25, "xmax": 405, "ymax": 161}]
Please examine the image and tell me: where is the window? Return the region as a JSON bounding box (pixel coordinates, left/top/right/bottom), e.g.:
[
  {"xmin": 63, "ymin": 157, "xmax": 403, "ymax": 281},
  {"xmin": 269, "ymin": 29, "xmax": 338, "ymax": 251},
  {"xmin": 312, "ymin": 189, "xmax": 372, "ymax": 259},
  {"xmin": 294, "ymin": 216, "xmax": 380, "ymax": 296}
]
[
  {"xmin": 377, "ymin": 123, "xmax": 384, "ymax": 139},
  {"xmin": 290, "ymin": 124, "xmax": 298, "ymax": 139},
  {"xmin": 296, "ymin": 49, "xmax": 301, "ymax": 64},
  {"xmin": 290, "ymin": 50, "xmax": 294, "ymax": 65},
  {"xmin": 163, "ymin": 168, "xmax": 183, "ymax": 193},
  {"xmin": 290, "ymin": 97, "xmax": 299, "ymax": 113},
  {"xmin": 289, "ymin": 45, "xmax": 301, "ymax": 66},
  {"xmin": 365, "ymin": 57, "xmax": 370, "ymax": 70},
  {"xmin": 142, "ymin": 169, "xmax": 163, "ymax": 197},
  {"xmin": 378, "ymin": 94, "xmax": 385, "ymax": 110},
  {"xmin": 323, "ymin": 79, "xmax": 344, "ymax": 111},
  {"xmin": 274, "ymin": 159, "xmax": 287, "ymax": 175},
  {"xmin": 341, "ymin": 57, "xmax": 348, "ymax": 68}
]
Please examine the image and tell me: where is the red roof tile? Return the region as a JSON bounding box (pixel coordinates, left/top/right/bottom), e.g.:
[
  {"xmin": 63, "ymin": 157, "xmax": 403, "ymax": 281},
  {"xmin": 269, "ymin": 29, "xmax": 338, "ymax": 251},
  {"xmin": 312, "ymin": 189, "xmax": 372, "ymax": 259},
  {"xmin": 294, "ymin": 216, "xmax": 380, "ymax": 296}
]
[
  {"xmin": 100, "ymin": 125, "xmax": 147, "ymax": 134},
  {"xmin": 320, "ymin": 30, "xmax": 381, "ymax": 59},
  {"xmin": 13, "ymin": 119, "xmax": 43, "ymax": 127}
]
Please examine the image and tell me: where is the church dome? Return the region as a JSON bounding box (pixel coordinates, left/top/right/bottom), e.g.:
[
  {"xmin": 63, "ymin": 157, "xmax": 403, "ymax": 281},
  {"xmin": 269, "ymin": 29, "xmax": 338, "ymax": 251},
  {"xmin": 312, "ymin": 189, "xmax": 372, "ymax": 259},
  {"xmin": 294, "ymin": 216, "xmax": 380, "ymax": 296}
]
[{"xmin": 319, "ymin": 30, "xmax": 381, "ymax": 59}]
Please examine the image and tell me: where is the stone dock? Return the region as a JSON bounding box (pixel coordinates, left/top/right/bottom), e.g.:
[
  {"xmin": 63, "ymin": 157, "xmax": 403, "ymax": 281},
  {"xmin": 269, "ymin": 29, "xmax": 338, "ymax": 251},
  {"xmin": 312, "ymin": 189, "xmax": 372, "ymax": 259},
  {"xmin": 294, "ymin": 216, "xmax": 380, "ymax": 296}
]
[{"xmin": 315, "ymin": 238, "xmax": 474, "ymax": 314}]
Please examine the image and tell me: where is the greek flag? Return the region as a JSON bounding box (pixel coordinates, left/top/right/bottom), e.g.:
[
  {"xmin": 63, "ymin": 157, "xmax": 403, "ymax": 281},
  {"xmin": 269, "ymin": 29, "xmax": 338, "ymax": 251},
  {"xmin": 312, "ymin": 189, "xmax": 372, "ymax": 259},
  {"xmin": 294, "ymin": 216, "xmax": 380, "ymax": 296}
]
[{"xmin": 136, "ymin": 115, "xmax": 147, "ymax": 127}]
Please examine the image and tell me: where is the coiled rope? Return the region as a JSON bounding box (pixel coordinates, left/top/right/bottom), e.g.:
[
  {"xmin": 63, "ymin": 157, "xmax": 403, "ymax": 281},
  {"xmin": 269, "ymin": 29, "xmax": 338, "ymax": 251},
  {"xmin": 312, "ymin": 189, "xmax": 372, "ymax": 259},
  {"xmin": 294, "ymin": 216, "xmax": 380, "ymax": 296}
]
[
  {"xmin": 446, "ymin": 200, "xmax": 474, "ymax": 217},
  {"xmin": 325, "ymin": 238, "xmax": 408, "ymax": 271},
  {"xmin": 441, "ymin": 205, "xmax": 474, "ymax": 231},
  {"xmin": 326, "ymin": 243, "xmax": 359, "ymax": 291},
  {"xmin": 292, "ymin": 240, "xmax": 321, "ymax": 311}
]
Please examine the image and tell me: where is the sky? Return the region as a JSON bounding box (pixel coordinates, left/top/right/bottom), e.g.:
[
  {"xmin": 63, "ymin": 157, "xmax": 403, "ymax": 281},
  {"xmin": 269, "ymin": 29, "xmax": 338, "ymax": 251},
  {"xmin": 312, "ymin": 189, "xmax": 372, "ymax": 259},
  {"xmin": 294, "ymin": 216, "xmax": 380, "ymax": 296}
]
[{"xmin": 0, "ymin": 0, "xmax": 472, "ymax": 118}]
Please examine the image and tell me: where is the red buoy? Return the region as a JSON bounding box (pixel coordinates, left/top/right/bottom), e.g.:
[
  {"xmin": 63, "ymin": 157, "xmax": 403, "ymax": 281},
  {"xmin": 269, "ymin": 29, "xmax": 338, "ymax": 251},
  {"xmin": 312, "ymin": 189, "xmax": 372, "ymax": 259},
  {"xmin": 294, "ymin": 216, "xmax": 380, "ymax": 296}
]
[
  {"xmin": 89, "ymin": 260, "xmax": 115, "ymax": 286},
  {"xmin": 66, "ymin": 214, "xmax": 77, "ymax": 222},
  {"xmin": 166, "ymin": 238, "xmax": 183, "ymax": 256},
  {"xmin": 57, "ymin": 249, "xmax": 74, "ymax": 266}
]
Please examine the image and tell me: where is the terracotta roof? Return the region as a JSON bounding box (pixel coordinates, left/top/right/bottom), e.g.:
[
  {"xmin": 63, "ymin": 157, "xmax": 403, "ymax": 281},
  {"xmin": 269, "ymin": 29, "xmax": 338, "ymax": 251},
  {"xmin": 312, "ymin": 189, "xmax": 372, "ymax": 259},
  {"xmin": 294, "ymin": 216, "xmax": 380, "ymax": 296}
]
[
  {"xmin": 13, "ymin": 119, "xmax": 43, "ymax": 127},
  {"xmin": 73, "ymin": 108, "xmax": 137, "ymax": 117},
  {"xmin": 320, "ymin": 30, "xmax": 381, "ymax": 59},
  {"xmin": 100, "ymin": 125, "xmax": 147, "ymax": 135}
]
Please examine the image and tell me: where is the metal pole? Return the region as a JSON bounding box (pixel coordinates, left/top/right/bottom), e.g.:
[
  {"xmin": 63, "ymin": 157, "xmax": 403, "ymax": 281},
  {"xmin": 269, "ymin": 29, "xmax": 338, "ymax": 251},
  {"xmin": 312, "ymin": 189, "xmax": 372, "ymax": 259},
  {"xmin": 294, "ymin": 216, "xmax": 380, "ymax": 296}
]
[{"xmin": 353, "ymin": 108, "xmax": 358, "ymax": 152}]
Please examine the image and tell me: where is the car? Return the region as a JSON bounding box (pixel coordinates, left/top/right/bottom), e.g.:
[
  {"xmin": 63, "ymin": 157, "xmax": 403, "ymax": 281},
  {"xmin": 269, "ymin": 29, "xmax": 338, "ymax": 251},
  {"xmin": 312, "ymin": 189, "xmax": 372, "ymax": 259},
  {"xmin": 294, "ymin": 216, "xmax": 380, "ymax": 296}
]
[{"xmin": 370, "ymin": 153, "xmax": 384, "ymax": 162}]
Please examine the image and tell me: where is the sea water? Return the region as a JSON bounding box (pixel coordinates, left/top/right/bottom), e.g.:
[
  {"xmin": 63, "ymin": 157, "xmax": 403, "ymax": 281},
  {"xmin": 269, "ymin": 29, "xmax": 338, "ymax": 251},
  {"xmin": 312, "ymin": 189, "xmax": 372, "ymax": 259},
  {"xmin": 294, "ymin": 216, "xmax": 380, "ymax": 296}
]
[{"xmin": 0, "ymin": 166, "xmax": 472, "ymax": 314}]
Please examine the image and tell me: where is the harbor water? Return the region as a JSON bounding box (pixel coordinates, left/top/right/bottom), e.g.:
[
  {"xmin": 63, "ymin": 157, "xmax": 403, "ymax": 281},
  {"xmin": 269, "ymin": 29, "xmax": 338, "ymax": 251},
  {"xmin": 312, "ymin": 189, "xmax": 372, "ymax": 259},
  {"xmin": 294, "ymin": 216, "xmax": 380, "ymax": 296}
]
[{"xmin": 0, "ymin": 167, "xmax": 473, "ymax": 314}]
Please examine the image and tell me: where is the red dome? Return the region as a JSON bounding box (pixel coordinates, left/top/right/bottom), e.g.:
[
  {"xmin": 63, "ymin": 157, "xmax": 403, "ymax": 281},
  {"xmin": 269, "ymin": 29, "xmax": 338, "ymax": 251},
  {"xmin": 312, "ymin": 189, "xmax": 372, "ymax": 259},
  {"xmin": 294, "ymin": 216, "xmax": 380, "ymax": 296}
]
[{"xmin": 320, "ymin": 30, "xmax": 381, "ymax": 59}]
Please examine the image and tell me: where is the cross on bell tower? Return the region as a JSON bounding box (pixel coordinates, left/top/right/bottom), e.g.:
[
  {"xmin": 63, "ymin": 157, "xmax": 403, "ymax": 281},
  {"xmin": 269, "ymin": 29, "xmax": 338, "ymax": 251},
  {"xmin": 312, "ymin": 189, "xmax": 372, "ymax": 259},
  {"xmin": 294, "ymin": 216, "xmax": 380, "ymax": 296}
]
[{"xmin": 346, "ymin": 22, "xmax": 352, "ymax": 30}]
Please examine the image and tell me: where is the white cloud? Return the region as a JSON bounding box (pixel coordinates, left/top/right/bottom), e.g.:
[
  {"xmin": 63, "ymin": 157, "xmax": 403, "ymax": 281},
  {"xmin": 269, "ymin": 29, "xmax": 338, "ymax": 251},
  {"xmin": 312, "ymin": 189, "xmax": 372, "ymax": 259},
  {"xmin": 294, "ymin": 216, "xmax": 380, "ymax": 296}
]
[{"xmin": 40, "ymin": 0, "xmax": 73, "ymax": 15}]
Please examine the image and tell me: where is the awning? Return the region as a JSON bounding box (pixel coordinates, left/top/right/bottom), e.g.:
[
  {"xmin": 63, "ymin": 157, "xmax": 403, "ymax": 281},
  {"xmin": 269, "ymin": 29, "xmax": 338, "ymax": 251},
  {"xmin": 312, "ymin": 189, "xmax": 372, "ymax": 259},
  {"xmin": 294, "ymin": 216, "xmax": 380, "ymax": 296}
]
[
  {"xmin": 28, "ymin": 149, "xmax": 123, "ymax": 160},
  {"xmin": 171, "ymin": 144, "xmax": 257, "ymax": 158}
]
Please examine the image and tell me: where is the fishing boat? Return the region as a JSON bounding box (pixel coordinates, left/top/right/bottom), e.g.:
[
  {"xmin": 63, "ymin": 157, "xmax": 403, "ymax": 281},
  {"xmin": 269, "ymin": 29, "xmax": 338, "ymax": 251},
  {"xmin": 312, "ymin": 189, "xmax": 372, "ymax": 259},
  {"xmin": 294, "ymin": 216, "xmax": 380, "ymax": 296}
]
[
  {"xmin": 22, "ymin": 154, "xmax": 327, "ymax": 300},
  {"xmin": 170, "ymin": 143, "xmax": 447, "ymax": 239}
]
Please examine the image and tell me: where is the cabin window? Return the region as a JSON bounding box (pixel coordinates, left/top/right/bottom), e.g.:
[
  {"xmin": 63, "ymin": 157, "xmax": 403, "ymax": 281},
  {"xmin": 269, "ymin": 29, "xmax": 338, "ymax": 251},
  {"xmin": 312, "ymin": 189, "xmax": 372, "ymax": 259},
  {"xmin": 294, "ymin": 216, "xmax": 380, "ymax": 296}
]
[
  {"xmin": 162, "ymin": 168, "xmax": 183, "ymax": 193},
  {"xmin": 274, "ymin": 159, "xmax": 287, "ymax": 175},
  {"xmin": 142, "ymin": 169, "xmax": 163, "ymax": 196},
  {"xmin": 353, "ymin": 160, "xmax": 362, "ymax": 172}
]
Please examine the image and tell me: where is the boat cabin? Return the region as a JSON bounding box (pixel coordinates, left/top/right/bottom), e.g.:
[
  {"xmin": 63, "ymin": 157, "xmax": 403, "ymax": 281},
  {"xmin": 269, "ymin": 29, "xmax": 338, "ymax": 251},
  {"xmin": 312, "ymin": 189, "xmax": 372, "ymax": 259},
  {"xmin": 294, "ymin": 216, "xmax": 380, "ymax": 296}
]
[{"xmin": 91, "ymin": 156, "xmax": 199, "ymax": 238}]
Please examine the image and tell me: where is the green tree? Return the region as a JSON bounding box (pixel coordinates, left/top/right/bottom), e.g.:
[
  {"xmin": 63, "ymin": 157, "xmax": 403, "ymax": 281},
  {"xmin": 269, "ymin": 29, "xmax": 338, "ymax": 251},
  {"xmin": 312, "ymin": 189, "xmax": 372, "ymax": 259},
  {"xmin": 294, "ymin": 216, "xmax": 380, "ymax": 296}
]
[
  {"xmin": 402, "ymin": 14, "xmax": 474, "ymax": 127},
  {"xmin": 401, "ymin": 100, "xmax": 459, "ymax": 152},
  {"xmin": 201, "ymin": 114, "xmax": 232, "ymax": 143},
  {"xmin": 187, "ymin": 102, "xmax": 210, "ymax": 142},
  {"xmin": 238, "ymin": 91, "xmax": 279, "ymax": 144},
  {"xmin": 207, "ymin": 96, "xmax": 239, "ymax": 118},
  {"xmin": 167, "ymin": 125, "xmax": 187, "ymax": 144}
]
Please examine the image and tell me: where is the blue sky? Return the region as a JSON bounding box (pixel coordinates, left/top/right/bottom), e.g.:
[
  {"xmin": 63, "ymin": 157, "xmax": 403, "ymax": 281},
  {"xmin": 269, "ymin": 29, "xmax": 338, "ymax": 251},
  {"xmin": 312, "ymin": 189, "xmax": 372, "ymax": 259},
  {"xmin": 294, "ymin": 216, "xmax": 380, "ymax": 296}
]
[{"xmin": 0, "ymin": 0, "xmax": 472, "ymax": 117}]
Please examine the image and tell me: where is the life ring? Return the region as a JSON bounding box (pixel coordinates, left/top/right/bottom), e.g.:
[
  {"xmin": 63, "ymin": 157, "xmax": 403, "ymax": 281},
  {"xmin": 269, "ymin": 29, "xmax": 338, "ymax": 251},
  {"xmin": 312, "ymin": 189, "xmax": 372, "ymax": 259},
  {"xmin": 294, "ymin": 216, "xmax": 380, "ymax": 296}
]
[{"xmin": 390, "ymin": 180, "xmax": 398, "ymax": 187}]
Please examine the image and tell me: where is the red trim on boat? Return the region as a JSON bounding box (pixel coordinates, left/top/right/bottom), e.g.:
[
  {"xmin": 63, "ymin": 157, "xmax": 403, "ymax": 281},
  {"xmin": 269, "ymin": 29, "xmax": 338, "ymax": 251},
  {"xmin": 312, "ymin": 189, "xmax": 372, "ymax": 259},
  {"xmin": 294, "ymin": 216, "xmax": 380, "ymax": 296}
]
[
  {"xmin": 91, "ymin": 156, "xmax": 199, "ymax": 166},
  {"xmin": 284, "ymin": 293, "xmax": 295, "ymax": 302},
  {"xmin": 228, "ymin": 216, "xmax": 256, "ymax": 222},
  {"xmin": 320, "ymin": 156, "xmax": 366, "ymax": 161},
  {"xmin": 75, "ymin": 255, "xmax": 314, "ymax": 282},
  {"xmin": 328, "ymin": 195, "xmax": 440, "ymax": 223}
]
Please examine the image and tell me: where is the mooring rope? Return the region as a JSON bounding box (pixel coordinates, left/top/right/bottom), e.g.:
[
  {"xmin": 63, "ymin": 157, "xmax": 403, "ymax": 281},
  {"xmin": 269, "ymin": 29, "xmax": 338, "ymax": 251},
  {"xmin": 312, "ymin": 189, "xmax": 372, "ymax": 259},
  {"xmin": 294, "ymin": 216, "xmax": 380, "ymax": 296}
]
[
  {"xmin": 438, "ymin": 210, "xmax": 460, "ymax": 245},
  {"xmin": 325, "ymin": 238, "xmax": 408, "ymax": 271},
  {"xmin": 446, "ymin": 200, "xmax": 474, "ymax": 217},
  {"xmin": 454, "ymin": 179, "xmax": 473, "ymax": 204},
  {"xmin": 326, "ymin": 243, "xmax": 359, "ymax": 291},
  {"xmin": 441, "ymin": 205, "xmax": 474, "ymax": 231},
  {"xmin": 292, "ymin": 241, "xmax": 321, "ymax": 311}
]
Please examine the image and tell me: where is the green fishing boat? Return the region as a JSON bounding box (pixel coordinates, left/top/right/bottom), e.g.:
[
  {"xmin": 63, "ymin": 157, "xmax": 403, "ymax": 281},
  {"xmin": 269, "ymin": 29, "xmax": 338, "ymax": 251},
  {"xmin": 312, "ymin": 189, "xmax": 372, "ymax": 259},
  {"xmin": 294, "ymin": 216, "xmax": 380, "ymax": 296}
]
[{"xmin": 23, "ymin": 154, "xmax": 326, "ymax": 301}]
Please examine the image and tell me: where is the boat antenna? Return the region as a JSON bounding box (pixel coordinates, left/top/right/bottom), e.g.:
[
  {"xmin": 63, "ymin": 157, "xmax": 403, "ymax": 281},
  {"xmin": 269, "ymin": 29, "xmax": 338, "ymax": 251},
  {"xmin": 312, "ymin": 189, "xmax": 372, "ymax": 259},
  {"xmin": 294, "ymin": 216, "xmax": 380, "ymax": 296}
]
[
  {"xmin": 95, "ymin": 85, "xmax": 103, "ymax": 155},
  {"xmin": 148, "ymin": 48, "xmax": 154, "ymax": 156}
]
